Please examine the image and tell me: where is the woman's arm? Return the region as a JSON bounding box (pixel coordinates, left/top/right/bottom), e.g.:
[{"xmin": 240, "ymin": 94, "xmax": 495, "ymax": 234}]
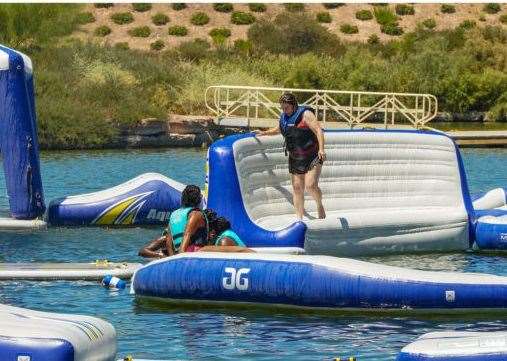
[
  {"xmin": 164, "ymin": 232, "xmax": 175, "ymax": 256},
  {"xmin": 138, "ymin": 237, "xmax": 167, "ymax": 258},
  {"xmin": 253, "ymin": 126, "xmax": 280, "ymax": 137},
  {"xmin": 179, "ymin": 211, "xmax": 205, "ymax": 252},
  {"xmin": 304, "ymin": 111, "xmax": 326, "ymax": 161},
  {"xmin": 198, "ymin": 245, "xmax": 255, "ymax": 253}
]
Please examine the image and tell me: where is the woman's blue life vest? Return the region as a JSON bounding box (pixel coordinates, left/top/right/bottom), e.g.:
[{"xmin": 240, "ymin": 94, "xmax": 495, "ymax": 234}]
[
  {"xmin": 169, "ymin": 207, "xmax": 208, "ymax": 251},
  {"xmin": 279, "ymin": 106, "xmax": 318, "ymax": 157},
  {"xmin": 215, "ymin": 229, "xmax": 246, "ymax": 247}
]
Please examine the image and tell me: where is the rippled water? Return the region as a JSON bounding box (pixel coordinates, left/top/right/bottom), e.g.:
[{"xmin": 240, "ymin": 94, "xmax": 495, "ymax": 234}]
[{"xmin": 0, "ymin": 147, "xmax": 506, "ymax": 360}]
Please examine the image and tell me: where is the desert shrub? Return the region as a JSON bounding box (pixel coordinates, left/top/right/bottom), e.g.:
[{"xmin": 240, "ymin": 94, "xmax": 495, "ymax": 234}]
[
  {"xmin": 128, "ymin": 26, "xmax": 151, "ymax": 37},
  {"xmin": 150, "ymin": 40, "xmax": 165, "ymax": 51},
  {"xmin": 231, "ymin": 11, "xmax": 256, "ymax": 25},
  {"xmin": 94, "ymin": 3, "xmax": 113, "ymax": 8},
  {"xmin": 374, "ymin": 6, "xmax": 397, "ymax": 26},
  {"xmin": 323, "ymin": 3, "xmax": 344, "ymax": 9},
  {"xmin": 316, "ymin": 11, "xmax": 332, "ymax": 23},
  {"xmin": 459, "ymin": 20, "xmax": 476, "ymax": 29},
  {"xmin": 483, "ymin": 3, "xmax": 501, "ymax": 14},
  {"xmin": 172, "ymin": 3, "xmax": 186, "ymax": 10},
  {"xmin": 110, "ymin": 12, "xmax": 134, "ymax": 25},
  {"xmin": 284, "ymin": 3, "xmax": 305, "ymax": 12},
  {"xmin": 422, "ymin": 18, "xmax": 436, "ymax": 29},
  {"xmin": 213, "ymin": 3, "xmax": 233, "ymax": 13},
  {"xmin": 114, "ymin": 42, "xmax": 129, "ymax": 50},
  {"xmin": 249, "ymin": 3, "xmax": 266, "ymax": 12},
  {"xmin": 177, "ymin": 39, "xmax": 210, "ymax": 61},
  {"xmin": 441, "ymin": 4, "xmax": 455, "ymax": 14},
  {"xmin": 340, "ymin": 24, "xmax": 358, "ymax": 34},
  {"xmin": 94, "ymin": 25, "xmax": 111, "ymax": 36},
  {"xmin": 500, "ymin": 14, "xmax": 507, "ymax": 24},
  {"xmin": 233, "ymin": 39, "xmax": 253, "ymax": 54},
  {"xmin": 132, "ymin": 3, "xmax": 152, "ymax": 12},
  {"xmin": 482, "ymin": 25, "xmax": 507, "ymax": 43},
  {"xmin": 168, "ymin": 25, "xmax": 188, "ymax": 36},
  {"xmin": 76, "ymin": 12, "xmax": 95, "ymax": 24},
  {"xmin": 356, "ymin": 10, "xmax": 373, "ymax": 21},
  {"xmin": 395, "ymin": 4, "xmax": 414, "ymax": 16},
  {"xmin": 367, "ymin": 34, "xmax": 379, "ymax": 44},
  {"xmin": 191, "ymin": 12, "xmax": 210, "ymax": 26},
  {"xmin": 209, "ymin": 27, "xmax": 231, "ymax": 38},
  {"xmin": 381, "ymin": 23, "xmax": 403, "ymax": 35},
  {"xmin": 152, "ymin": 13, "xmax": 169, "ymax": 25},
  {"xmin": 479, "ymin": 14, "xmax": 486, "ymax": 22}
]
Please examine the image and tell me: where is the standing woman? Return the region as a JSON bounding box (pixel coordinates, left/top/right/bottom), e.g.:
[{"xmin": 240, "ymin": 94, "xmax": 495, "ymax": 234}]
[{"xmin": 254, "ymin": 92, "xmax": 326, "ymax": 220}]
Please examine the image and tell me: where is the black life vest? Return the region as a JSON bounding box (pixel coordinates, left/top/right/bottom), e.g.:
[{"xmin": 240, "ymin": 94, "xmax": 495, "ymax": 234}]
[{"xmin": 279, "ymin": 106, "xmax": 318, "ymax": 158}]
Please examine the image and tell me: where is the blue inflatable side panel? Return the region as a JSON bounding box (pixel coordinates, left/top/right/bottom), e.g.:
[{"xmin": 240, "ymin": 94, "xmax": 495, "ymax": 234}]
[
  {"xmin": 453, "ymin": 141, "xmax": 475, "ymax": 246},
  {"xmin": 397, "ymin": 352, "xmax": 507, "ymax": 361},
  {"xmin": 133, "ymin": 255, "xmax": 507, "ymax": 310},
  {"xmin": 0, "ymin": 45, "xmax": 45, "ymax": 219},
  {"xmin": 206, "ymin": 133, "xmax": 306, "ymax": 248},
  {"xmin": 0, "ymin": 336, "xmax": 73, "ymax": 361}
]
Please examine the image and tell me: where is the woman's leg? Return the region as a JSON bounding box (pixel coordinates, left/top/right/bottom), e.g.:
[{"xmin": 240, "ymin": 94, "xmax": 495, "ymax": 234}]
[
  {"xmin": 305, "ymin": 163, "xmax": 326, "ymax": 219},
  {"xmin": 291, "ymin": 173, "xmax": 305, "ymax": 219}
]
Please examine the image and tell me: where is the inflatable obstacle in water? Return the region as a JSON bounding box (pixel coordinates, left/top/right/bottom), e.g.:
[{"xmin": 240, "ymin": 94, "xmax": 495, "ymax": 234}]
[
  {"xmin": 472, "ymin": 188, "xmax": 507, "ymax": 250},
  {"xmin": 206, "ymin": 130, "xmax": 474, "ymax": 256},
  {"xmin": 0, "ymin": 303, "xmax": 116, "ymax": 361},
  {"xmin": 397, "ymin": 331, "xmax": 507, "ymax": 361},
  {"xmin": 0, "ymin": 45, "xmax": 45, "ymax": 229},
  {"xmin": 0, "ymin": 261, "xmax": 141, "ymax": 280},
  {"xmin": 131, "ymin": 252, "xmax": 507, "ymax": 312}
]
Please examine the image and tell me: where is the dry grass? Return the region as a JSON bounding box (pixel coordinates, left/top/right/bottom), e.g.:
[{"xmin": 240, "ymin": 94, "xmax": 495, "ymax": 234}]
[{"xmin": 73, "ymin": 3, "xmax": 507, "ymax": 51}]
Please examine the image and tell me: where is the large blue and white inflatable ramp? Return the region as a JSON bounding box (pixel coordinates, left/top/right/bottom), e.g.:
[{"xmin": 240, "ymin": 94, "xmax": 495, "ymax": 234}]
[
  {"xmin": 207, "ymin": 130, "xmax": 473, "ymax": 256},
  {"xmin": 397, "ymin": 331, "xmax": 507, "ymax": 361},
  {"xmin": 0, "ymin": 303, "xmax": 116, "ymax": 361},
  {"xmin": 48, "ymin": 173, "xmax": 185, "ymax": 226},
  {"xmin": 0, "ymin": 45, "xmax": 45, "ymax": 223},
  {"xmin": 132, "ymin": 253, "xmax": 507, "ymax": 311}
]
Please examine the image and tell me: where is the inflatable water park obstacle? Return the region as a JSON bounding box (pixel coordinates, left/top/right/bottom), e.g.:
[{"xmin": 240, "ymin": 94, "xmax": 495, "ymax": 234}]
[
  {"xmin": 131, "ymin": 252, "xmax": 507, "ymax": 312},
  {"xmin": 397, "ymin": 331, "xmax": 507, "ymax": 361},
  {"xmin": 0, "ymin": 303, "xmax": 116, "ymax": 361}
]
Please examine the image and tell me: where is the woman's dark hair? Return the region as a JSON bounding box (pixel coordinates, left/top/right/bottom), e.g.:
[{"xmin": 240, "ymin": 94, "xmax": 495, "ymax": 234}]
[
  {"xmin": 279, "ymin": 92, "xmax": 298, "ymax": 107},
  {"xmin": 181, "ymin": 185, "xmax": 202, "ymax": 207},
  {"xmin": 203, "ymin": 208, "xmax": 217, "ymax": 224},
  {"xmin": 212, "ymin": 216, "xmax": 231, "ymax": 235}
]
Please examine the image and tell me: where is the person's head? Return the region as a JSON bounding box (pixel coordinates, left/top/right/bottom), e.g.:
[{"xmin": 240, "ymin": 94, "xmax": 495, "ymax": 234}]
[
  {"xmin": 181, "ymin": 185, "xmax": 202, "ymax": 208},
  {"xmin": 208, "ymin": 216, "xmax": 231, "ymax": 243},
  {"xmin": 279, "ymin": 92, "xmax": 298, "ymax": 116}
]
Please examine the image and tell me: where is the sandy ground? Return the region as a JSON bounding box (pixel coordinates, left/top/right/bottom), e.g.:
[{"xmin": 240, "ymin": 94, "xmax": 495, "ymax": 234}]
[{"xmin": 73, "ymin": 3, "xmax": 507, "ymax": 51}]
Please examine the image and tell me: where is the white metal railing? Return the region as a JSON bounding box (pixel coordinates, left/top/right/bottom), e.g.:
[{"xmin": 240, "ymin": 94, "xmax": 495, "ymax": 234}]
[{"xmin": 205, "ymin": 85, "xmax": 438, "ymax": 129}]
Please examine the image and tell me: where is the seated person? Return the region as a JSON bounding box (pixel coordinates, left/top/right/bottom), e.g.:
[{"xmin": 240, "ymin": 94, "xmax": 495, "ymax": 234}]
[
  {"xmin": 138, "ymin": 185, "xmax": 210, "ymax": 258},
  {"xmin": 198, "ymin": 216, "xmax": 255, "ymax": 253}
]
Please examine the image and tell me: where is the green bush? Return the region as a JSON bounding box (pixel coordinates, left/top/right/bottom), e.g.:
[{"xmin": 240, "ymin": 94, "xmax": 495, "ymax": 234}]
[
  {"xmin": 150, "ymin": 39, "xmax": 165, "ymax": 51},
  {"xmin": 76, "ymin": 12, "xmax": 95, "ymax": 24},
  {"xmin": 395, "ymin": 4, "xmax": 414, "ymax": 16},
  {"xmin": 191, "ymin": 12, "xmax": 210, "ymax": 26},
  {"xmin": 441, "ymin": 4, "xmax": 455, "ymax": 14},
  {"xmin": 323, "ymin": 3, "xmax": 344, "ymax": 9},
  {"xmin": 94, "ymin": 25, "xmax": 111, "ymax": 36},
  {"xmin": 483, "ymin": 3, "xmax": 501, "ymax": 14},
  {"xmin": 356, "ymin": 9, "xmax": 373, "ymax": 21},
  {"xmin": 209, "ymin": 27, "xmax": 231, "ymax": 38},
  {"xmin": 110, "ymin": 12, "xmax": 134, "ymax": 25},
  {"xmin": 500, "ymin": 14, "xmax": 507, "ymax": 24},
  {"xmin": 381, "ymin": 23, "xmax": 403, "ymax": 36},
  {"xmin": 114, "ymin": 42, "xmax": 129, "ymax": 50},
  {"xmin": 284, "ymin": 3, "xmax": 305, "ymax": 12},
  {"xmin": 172, "ymin": 3, "xmax": 186, "ymax": 11},
  {"xmin": 177, "ymin": 39, "xmax": 210, "ymax": 61},
  {"xmin": 367, "ymin": 33, "xmax": 379, "ymax": 44},
  {"xmin": 152, "ymin": 12, "xmax": 169, "ymax": 25},
  {"xmin": 128, "ymin": 26, "xmax": 151, "ymax": 37},
  {"xmin": 249, "ymin": 3, "xmax": 266, "ymax": 12},
  {"xmin": 422, "ymin": 18, "xmax": 436, "ymax": 30},
  {"xmin": 94, "ymin": 3, "xmax": 114, "ymax": 8},
  {"xmin": 374, "ymin": 6, "xmax": 397, "ymax": 26},
  {"xmin": 340, "ymin": 24, "xmax": 358, "ymax": 34},
  {"xmin": 231, "ymin": 11, "xmax": 255, "ymax": 25},
  {"xmin": 233, "ymin": 39, "xmax": 253, "ymax": 54},
  {"xmin": 459, "ymin": 20, "xmax": 476, "ymax": 29},
  {"xmin": 479, "ymin": 14, "xmax": 486, "ymax": 22},
  {"xmin": 213, "ymin": 3, "xmax": 233, "ymax": 13},
  {"xmin": 132, "ymin": 3, "xmax": 152, "ymax": 12},
  {"xmin": 482, "ymin": 25, "xmax": 507, "ymax": 43},
  {"xmin": 168, "ymin": 25, "xmax": 188, "ymax": 36},
  {"xmin": 316, "ymin": 11, "xmax": 332, "ymax": 23}
]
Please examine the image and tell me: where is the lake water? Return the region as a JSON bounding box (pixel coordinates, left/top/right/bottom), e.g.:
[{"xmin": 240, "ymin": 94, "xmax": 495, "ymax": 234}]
[{"xmin": 0, "ymin": 147, "xmax": 506, "ymax": 360}]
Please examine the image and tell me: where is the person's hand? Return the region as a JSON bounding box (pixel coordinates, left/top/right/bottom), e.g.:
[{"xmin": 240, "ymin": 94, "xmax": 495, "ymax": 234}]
[
  {"xmin": 318, "ymin": 150, "xmax": 326, "ymax": 163},
  {"xmin": 252, "ymin": 129, "xmax": 263, "ymax": 137}
]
